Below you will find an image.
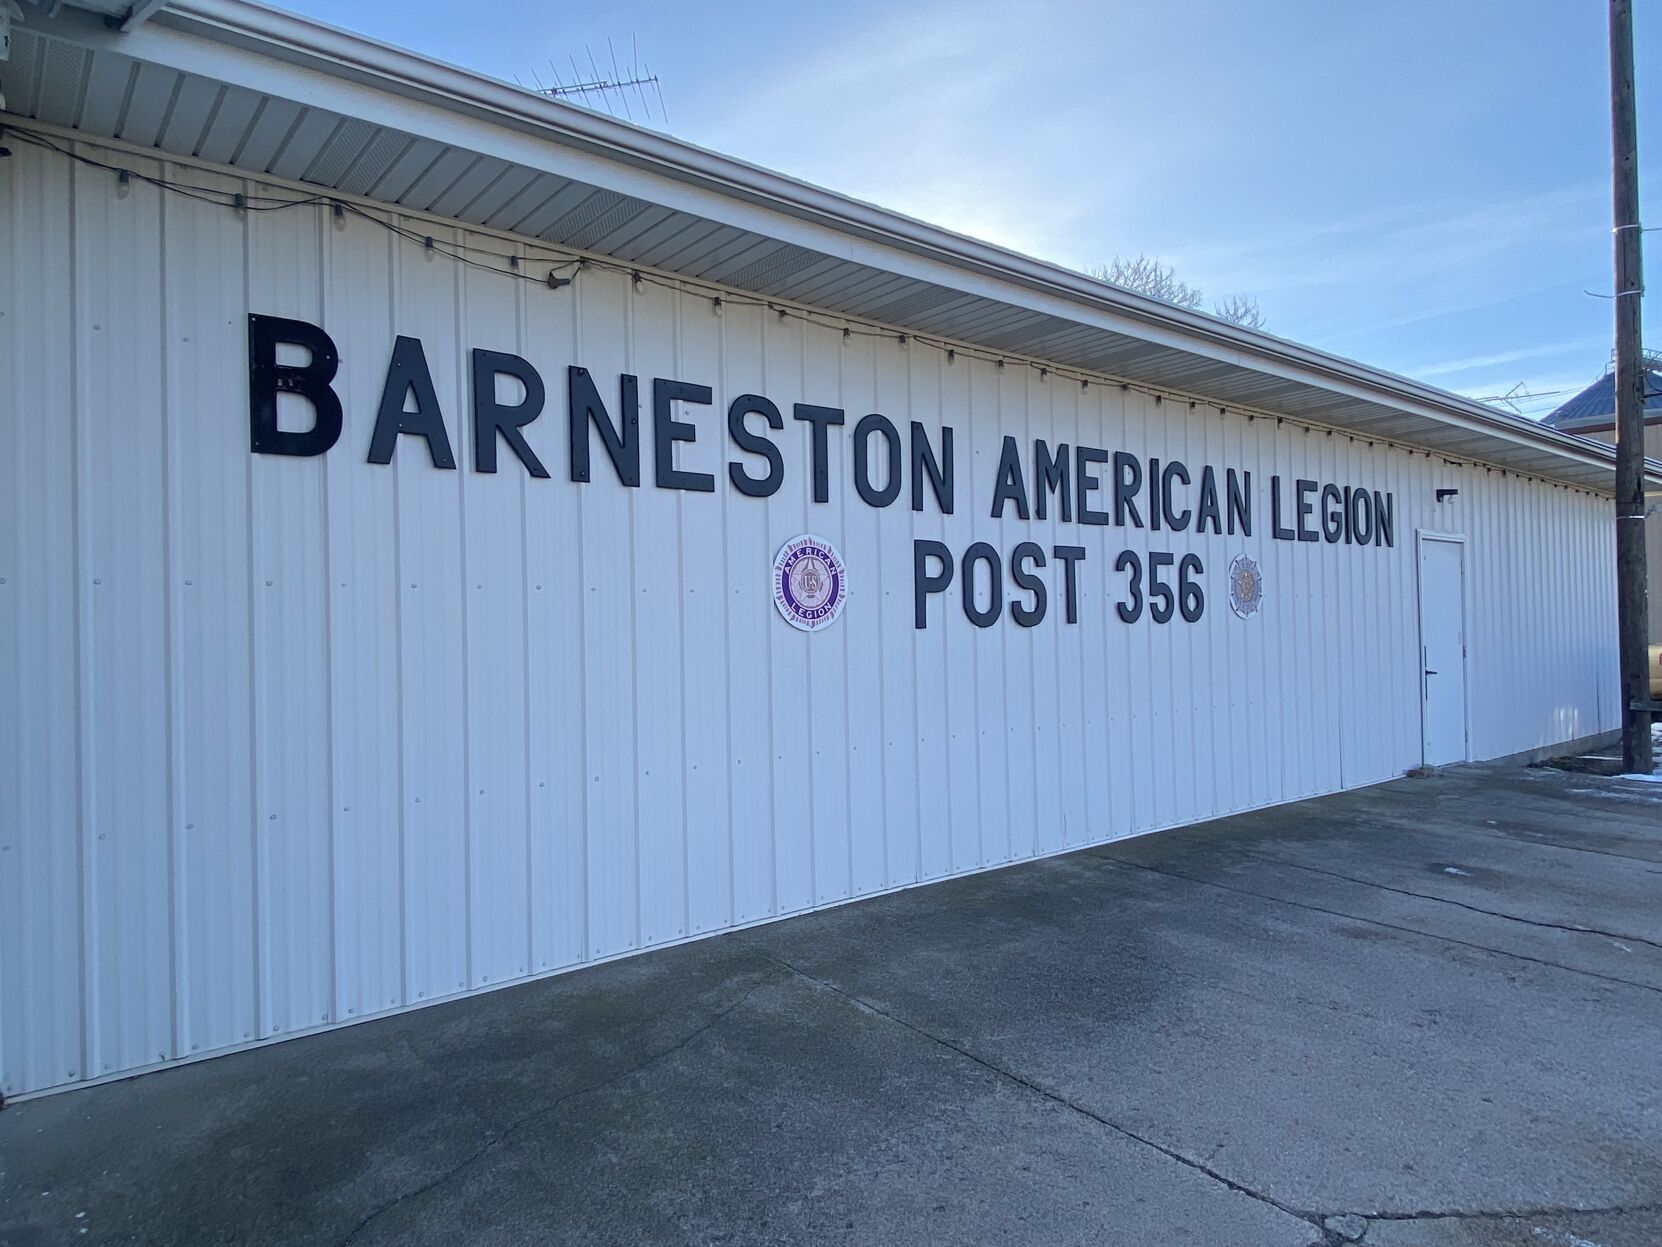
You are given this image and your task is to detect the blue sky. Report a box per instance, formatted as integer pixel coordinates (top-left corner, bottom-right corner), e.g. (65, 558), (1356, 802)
(286, 0), (1659, 421)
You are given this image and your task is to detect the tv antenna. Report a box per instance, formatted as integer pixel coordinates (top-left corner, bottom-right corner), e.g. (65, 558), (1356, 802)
(520, 38), (668, 128)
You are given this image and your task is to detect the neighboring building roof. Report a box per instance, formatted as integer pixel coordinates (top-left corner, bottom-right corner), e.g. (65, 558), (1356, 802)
(1542, 369), (1662, 435)
(6, 0), (1662, 493)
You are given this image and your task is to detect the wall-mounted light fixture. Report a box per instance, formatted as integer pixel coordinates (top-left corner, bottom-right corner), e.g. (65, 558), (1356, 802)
(1436, 488), (1459, 502)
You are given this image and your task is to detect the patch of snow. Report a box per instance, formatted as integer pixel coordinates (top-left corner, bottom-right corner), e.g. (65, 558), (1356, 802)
(1612, 942), (1633, 954)
(1566, 786), (1662, 802)
(1441, 866), (1472, 877)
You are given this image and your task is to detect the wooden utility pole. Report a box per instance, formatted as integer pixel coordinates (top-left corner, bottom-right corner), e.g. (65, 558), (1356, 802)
(1609, 0), (1652, 774)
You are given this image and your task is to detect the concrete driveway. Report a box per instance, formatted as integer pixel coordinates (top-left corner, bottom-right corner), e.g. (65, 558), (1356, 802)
(3, 762), (1660, 1247)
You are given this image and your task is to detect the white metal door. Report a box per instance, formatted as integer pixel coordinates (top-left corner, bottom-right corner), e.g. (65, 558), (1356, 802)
(1417, 536), (1469, 766)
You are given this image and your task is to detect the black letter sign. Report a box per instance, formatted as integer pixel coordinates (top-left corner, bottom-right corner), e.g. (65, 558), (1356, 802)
(728, 394), (784, 497)
(853, 413), (903, 508)
(471, 349), (549, 477)
(913, 539), (954, 629)
(248, 314), (343, 457)
(568, 367), (641, 486)
(653, 378), (716, 492)
(794, 404), (844, 502)
(368, 336), (456, 469)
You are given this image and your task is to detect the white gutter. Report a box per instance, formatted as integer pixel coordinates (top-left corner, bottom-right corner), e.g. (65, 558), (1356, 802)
(51, 0), (1662, 487)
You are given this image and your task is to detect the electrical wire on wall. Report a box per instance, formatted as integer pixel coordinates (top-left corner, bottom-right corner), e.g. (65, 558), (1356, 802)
(0, 121), (1608, 499)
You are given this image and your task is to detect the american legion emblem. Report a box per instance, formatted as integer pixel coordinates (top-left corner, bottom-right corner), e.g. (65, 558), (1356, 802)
(1228, 553), (1263, 619)
(772, 534), (848, 632)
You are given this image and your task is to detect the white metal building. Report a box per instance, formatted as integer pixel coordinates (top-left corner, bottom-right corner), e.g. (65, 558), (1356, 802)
(3, 0), (1657, 1102)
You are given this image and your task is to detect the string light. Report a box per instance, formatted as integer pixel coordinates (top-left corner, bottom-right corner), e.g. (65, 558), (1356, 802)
(3, 120), (1601, 496)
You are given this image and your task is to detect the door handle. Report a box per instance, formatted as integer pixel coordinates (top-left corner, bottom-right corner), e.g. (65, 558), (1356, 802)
(1424, 669), (1438, 676)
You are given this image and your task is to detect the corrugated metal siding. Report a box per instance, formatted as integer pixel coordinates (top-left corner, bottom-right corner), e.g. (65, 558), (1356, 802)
(0, 140), (1622, 1098)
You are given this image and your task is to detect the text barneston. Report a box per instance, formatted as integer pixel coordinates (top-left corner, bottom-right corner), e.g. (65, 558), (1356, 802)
(247, 314), (1395, 629)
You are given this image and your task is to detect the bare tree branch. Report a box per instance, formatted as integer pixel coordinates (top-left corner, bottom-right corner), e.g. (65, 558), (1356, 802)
(1211, 293), (1264, 330)
(1087, 255), (1203, 310)
(1087, 255), (1266, 329)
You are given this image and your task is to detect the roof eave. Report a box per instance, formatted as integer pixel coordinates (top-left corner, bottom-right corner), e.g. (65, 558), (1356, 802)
(20, 0), (1662, 492)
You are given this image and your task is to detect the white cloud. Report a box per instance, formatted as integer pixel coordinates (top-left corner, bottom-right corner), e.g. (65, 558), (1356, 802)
(1410, 339), (1606, 381)
(695, 0), (1147, 262)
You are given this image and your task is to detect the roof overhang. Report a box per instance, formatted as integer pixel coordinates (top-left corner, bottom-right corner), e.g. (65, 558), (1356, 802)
(7, 0), (1660, 494)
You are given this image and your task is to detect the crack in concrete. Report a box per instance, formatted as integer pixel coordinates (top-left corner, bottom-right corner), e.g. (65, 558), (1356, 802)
(333, 978), (769, 1246)
(1236, 853), (1662, 953)
(1454, 825), (1662, 867)
(759, 951), (1328, 1243)
(1242, 803), (1662, 870)
(1088, 855), (1662, 996)
(1343, 1200), (1662, 1223)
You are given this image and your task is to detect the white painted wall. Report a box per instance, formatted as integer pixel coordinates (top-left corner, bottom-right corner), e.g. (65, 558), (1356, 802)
(0, 139), (1621, 1098)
